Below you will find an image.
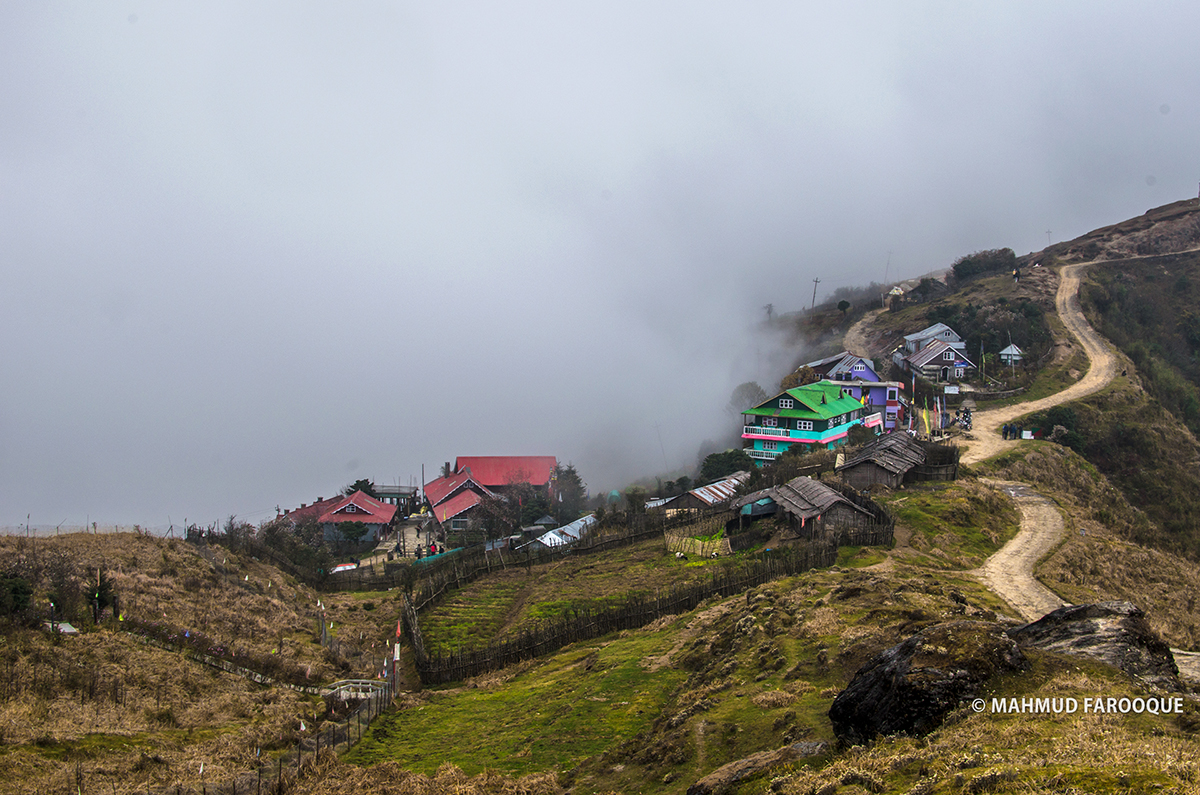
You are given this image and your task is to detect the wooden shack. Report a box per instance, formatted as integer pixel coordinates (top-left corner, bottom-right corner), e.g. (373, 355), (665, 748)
(836, 432), (927, 489)
(836, 432), (960, 488)
(659, 471), (749, 516)
(730, 476), (879, 544)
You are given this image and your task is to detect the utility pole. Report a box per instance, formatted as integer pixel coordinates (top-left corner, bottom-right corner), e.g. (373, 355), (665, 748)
(1046, 230), (1052, 247)
(811, 278), (821, 312)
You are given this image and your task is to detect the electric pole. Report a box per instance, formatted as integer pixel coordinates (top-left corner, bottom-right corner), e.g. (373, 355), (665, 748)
(811, 277), (821, 312)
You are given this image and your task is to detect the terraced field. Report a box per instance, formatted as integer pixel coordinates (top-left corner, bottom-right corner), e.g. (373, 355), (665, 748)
(419, 536), (746, 653)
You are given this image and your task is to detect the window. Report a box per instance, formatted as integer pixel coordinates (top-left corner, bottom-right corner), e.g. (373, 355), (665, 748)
(345, 504), (357, 513)
(886, 411), (897, 422)
(955, 367), (964, 378)
(943, 351), (953, 361)
(853, 363), (865, 371)
(779, 398), (794, 409)
(797, 420), (813, 431)
(451, 519), (467, 530)
(763, 441), (777, 450)
(887, 389), (897, 400)
(763, 417), (778, 427)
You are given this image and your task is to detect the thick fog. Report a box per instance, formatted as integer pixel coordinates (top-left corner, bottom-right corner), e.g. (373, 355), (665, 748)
(4, 3), (1199, 529)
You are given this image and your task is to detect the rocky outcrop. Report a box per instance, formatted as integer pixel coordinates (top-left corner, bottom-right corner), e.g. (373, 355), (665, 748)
(828, 621), (1026, 745)
(686, 741), (828, 795)
(1008, 601), (1180, 691)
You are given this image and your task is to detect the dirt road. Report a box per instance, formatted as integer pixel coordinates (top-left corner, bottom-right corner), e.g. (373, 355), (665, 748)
(962, 261), (1117, 619)
(958, 261), (1119, 467)
(843, 308), (884, 357)
(975, 480), (1067, 622)
(957, 262), (1200, 680)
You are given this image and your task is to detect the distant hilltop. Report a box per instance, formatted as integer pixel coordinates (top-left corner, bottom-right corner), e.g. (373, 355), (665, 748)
(1040, 198), (1200, 264)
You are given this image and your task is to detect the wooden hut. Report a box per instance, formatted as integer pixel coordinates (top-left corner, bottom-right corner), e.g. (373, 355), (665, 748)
(731, 476), (876, 543)
(836, 432), (927, 489)
(836, 433), (960, 487)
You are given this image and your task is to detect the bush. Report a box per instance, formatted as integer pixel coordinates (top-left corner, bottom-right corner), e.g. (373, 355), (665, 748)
(700, 450), (754, 483)
(0, 576), (32, 617)
(951, 248), (1016, 282)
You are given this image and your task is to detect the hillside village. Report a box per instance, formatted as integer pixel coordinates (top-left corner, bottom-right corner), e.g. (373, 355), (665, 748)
(271, 318), (989, 571)
(5, 201), (1200, 794)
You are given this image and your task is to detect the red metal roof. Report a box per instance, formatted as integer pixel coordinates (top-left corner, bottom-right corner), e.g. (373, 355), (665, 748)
(432, 489), (483, 522)
(454, 456), (557, 487)
(286, 495), (343, 523)
(423, 471), (494, 508)
(318, 490), (398, 525)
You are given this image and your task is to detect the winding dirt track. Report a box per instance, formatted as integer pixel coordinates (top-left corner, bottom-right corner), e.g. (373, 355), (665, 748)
(960, 261), (1120, 620)
(959, 262), (1119, 469)
(974, 480), (1068, 622)
(901, 261), (1200, 681)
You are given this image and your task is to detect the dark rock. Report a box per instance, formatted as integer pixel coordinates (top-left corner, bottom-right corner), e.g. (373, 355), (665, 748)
(686, 741), (828, 795)
(1008, 601), (1180, 691)
(828, 621), (1026, 745)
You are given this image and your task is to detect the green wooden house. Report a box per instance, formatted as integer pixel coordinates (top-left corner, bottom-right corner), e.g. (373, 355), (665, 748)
(741, 381), (866, 464)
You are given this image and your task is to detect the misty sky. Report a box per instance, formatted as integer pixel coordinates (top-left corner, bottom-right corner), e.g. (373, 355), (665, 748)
(4, 3), (1199, 529)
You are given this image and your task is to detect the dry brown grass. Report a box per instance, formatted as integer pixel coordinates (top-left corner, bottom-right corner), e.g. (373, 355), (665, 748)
(752, 690), (798, 709)
(0, 627), (318, 794)
(774, 667), (1200, 795)
(0, 532), (417, 794)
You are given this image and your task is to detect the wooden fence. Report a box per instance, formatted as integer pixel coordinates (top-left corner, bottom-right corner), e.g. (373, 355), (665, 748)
(908, 442), (961, 482)
(402, 543), (838, 684)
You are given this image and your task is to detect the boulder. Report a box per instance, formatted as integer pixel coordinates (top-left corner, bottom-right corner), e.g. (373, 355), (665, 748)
(1008, 601), (1180, 691)
(686, 741), (828, 795)
(828, 621), (1026, 744)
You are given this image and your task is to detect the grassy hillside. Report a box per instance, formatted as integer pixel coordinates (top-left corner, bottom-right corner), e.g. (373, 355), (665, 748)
(977, 441), (1200, 650)
(1081, 249), (1200, 434)
(420, 536), (745, 652)
(10, 201), (1200, 794)
(2, 472), (1195, 794)
(0, 531), (420, 794)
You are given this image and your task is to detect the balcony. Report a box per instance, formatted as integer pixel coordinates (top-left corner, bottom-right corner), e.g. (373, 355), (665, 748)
(743, 425), (790, 438)
(746, 448), (781, 460)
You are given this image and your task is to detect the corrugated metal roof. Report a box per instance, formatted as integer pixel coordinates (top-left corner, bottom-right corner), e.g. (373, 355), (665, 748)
(905, 338), (976, 369)
(904, 322), (959, 343)
(745, 381), (865, 420)
(424, 471), (493, 508)
(431, 489), (483, 522)
(687, 470), (750, 507)
(802, 351), (877, 380)
(454, 456), (557, 487)
(319, 491), (399, 525)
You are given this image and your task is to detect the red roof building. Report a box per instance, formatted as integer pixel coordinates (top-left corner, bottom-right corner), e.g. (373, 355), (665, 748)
(281, 490), (397, 545)
(423, 470), (494, 509)
(317, 490), (398, 527)
(422, 456), (558, 542)
(453, 456), (557, 489)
